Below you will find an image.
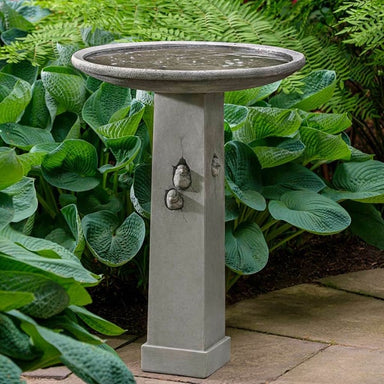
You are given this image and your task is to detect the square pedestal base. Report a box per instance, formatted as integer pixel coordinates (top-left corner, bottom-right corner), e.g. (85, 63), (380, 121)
(141, 336), (231, 378)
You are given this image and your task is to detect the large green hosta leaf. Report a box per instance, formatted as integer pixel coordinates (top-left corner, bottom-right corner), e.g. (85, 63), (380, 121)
(2, 177), (37, 222)
(41, 67), (86, 114)
(82, 82), (131, 129)
(343, 201), (384, 250)
(1, 60), (38, 85)
(251, 137), (305, 168)
(69, 306), (125, 336)
(225, 81), (281, 106)
(33, 325), (135, 384)
(94, 99), (145, 140)
(270, 70), (337, 111)
(0, 354), (24, 384)
(51, 113), (81, 142)
(269, 191), (351, 234)
(300, 126), (351, 164)
(0, 72), (32, 124)
(0, 271), (69, 319)
(262, 163), (326, 200)
(0, 123), (54, 150)
(130, 163), (151, 218)
(20, 80), (51, 129)
(83, 211), (145, 267)
(0, 193), (14, 230)
(0, 236), (99, 285)
(77, 187), (121, 215)
(0, 313), (39, 361)
(301, 111), (351, 134)
(233, 107), (302, 143)
(42, 139), (100, 192)
(224, 104), (249, 131)
(225, 222), (268, 275)
(324, 160), (384, 203)
(61, 204), (85, 257)
(0, 291), (34, 312)
(0, 148), (24, 190)
(225, 141), (266, 211)
(99, 136), (141, 174)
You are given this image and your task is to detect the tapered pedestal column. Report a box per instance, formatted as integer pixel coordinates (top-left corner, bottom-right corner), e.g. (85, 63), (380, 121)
(141, 93), (230, 378)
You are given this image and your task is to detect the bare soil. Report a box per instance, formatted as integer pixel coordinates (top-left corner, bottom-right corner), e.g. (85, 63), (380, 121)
(87, 233), (384, 335)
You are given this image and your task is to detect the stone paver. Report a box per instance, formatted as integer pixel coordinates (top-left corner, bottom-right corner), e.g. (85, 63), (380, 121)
(118, 328), (326, 384)
(273, 345), (384, 384)
(24, 375), (85, 384)
(319, 269), (384, 299)
(227, 284), (384, 349)
(23, 367), (71, 380)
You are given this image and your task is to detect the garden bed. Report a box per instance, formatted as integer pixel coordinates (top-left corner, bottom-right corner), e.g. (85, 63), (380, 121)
(87, 233), (384, 335)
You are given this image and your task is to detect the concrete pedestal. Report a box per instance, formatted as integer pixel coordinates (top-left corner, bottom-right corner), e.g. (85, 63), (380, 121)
(141, 93), (230, 378)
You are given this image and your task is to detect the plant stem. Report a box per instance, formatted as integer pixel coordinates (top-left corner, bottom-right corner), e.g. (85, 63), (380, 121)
(113, 171), (119, 195)
(225, 268), (242, 292)
(269, 229), (305, 253)
(266, 222), (292, 242)
(261, 219), (278, 232)
(36, 192), (56, 219)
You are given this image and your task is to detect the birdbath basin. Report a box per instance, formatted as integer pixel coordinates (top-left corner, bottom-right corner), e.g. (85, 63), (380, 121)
(72, 41), (305, 378)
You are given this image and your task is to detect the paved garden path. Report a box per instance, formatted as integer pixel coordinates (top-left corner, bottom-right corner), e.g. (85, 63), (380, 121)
(24, 269), (384, 384)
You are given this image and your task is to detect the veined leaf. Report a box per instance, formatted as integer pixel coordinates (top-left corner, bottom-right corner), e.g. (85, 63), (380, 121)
(0, 148), (24, 190)
(61, 204), (85, 257)
(42, 139), (100, 192)
(0, 271), (69, 319)
(0, 353), (25, 384)
(262, 163), (326, 200)
(269, 191), (351, 234)
(225, 222), (268, 275)
(0, 123), (54, 150)
(33, 325), (135, 384)
(77, 187), (122, 215)
(51, 112), (81, 142)
(224, 104), (249, 131)
(99, 136), (141, 174)
(0, 290), (34, 312)
(343, 201), (384, 250)
(83, 211), (145, 267)
(82, 82), (132, 129)
(20, 80), (51, 129)
(270, 70), (337, 111)
(130, 163), (151, 219)
(251, 137), (305, 168)
(225, 141), (266, 211)
(94, 100), (145, 140)
(1, 225), (79, 261)
(324, 160), (384, 203)
(225, 196), (240, 222)
(0, 313), (39, 361)
(301, 111), (351, 134)
(0, 73), (31, 125)
(1, 60), (38, 85)
(300, 126), (351, 164)
(69, 305), (125, 336)
(233, 107), (302, 143)
(2, 177), (38, 222)
(41, 67), (86, 114)
(225, 81), (281, 106)
(0, 192), (14, 230)
(18, 152), (47, 175)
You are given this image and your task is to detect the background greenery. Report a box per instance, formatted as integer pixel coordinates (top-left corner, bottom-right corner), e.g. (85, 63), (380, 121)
(1, 0), (384, 381)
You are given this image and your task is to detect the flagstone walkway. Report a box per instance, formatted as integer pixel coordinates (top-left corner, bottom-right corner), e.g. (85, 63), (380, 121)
(24, 269), (384, 384)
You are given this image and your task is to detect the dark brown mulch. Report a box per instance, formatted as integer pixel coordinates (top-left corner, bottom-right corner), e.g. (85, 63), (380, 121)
(87, 233), (384, 334)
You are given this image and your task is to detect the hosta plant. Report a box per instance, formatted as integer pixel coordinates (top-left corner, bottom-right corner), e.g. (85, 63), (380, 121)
(1, 36), (384, 296)
(0, 230), (135, 383)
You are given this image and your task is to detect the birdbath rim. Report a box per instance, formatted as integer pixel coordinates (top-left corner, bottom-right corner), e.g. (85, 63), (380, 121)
(71, 41), (305, 93)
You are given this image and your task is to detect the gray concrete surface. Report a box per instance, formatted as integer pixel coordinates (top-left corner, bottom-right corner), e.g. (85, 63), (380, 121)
(24, 269), (384, 384)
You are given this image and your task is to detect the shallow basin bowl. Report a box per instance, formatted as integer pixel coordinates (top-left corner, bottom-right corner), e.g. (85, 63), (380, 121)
(72, 41), (305, 93)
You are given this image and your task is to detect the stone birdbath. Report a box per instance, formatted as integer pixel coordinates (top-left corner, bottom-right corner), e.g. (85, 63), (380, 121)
(72, 41), (305, 378)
